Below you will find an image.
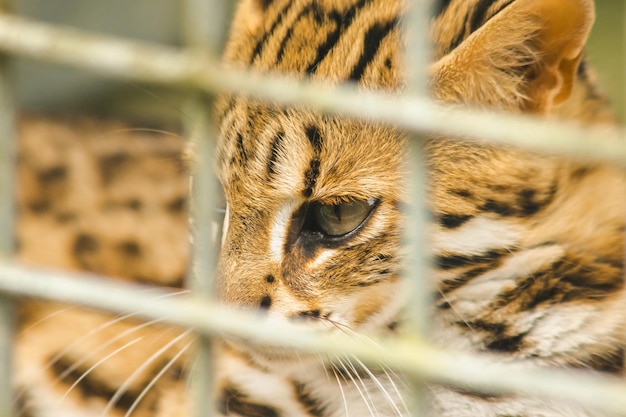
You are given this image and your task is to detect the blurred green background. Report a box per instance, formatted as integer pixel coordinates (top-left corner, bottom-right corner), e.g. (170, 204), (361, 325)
(13, 0), (626, 125)
(588, 0), (625, 122)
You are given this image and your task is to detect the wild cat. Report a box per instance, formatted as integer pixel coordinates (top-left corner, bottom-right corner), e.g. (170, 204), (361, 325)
(15, 0), (626, 416)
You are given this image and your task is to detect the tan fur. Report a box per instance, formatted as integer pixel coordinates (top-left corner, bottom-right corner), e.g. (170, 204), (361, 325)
(14, 0), (626, 416)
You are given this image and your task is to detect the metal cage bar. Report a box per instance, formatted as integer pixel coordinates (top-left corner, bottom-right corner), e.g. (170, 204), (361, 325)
(182, 0), (234, 415)
(0, 1), (15, 415)
(403, 0), (432, 415)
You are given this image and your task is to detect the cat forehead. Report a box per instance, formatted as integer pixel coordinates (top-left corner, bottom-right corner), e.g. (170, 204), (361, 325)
(216, 99), (407, 200)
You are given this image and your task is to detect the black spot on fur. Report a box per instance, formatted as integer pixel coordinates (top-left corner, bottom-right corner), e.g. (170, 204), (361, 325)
(127, 199), (143, 211)
(571, 166), (593, 180)
(516, 188), (541, 216)
(259, 295), (272, 309)
(56, 211), (77, 223)
(439, 213), (473, 229)
(220, 385), (281, 417)
(265, 274), (275, 284)
(73, 234), (99, 255)
(451, 189), (473, 198)
(99, 152), (131, 184)
(481, 199), (515, 216)
(486, 333), (526, 352)
(117, 240), (142, 258)
(38, 165), (67, 184)
(28, 199), (50, 213)
(167, 197), (187, 214)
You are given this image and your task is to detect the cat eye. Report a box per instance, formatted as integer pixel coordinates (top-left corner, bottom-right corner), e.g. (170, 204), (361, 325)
(311, 199), (377, 237)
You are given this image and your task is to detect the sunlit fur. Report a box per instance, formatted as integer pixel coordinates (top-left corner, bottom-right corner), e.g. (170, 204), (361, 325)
(215, 0), (625, 416)
(15, 0), (626, 416)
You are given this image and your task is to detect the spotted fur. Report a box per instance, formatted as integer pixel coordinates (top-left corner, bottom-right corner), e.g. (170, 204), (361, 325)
(15, 0), (626, 416)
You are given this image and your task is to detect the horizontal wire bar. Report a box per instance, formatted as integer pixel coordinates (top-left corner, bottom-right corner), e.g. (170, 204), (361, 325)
(0, 15), (623, 163)
(1, 263), (626, 415)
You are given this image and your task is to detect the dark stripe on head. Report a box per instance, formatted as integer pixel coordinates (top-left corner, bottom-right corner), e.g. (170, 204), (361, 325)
(302, 125), (324, 197)
(236, 132), (248, 163)
(447, 12), (470, 52)
(220, 385), (281, 417)
(249, 0), (297, 64)
(276, 5), (317, 64)
(305, 125), (324, 153)
(305, 0), (370, 74)
(433, 0), (453, 18)
(267, 131), (284, 177)
(303, 158), (321, 197)
(349, 18), (398, 82)
(469, 0), (496, 33)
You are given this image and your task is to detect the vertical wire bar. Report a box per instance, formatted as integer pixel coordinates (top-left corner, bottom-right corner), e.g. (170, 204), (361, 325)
(0, 0), (15, 415)
(403, 0), (431, 416)
(182, 1), (233, 416)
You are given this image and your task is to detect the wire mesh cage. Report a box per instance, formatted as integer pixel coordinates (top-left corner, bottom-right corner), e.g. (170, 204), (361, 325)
(0, 0), (625, 416)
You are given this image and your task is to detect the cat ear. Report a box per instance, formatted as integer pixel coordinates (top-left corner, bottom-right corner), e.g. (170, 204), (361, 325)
(431, 0), (595, 113)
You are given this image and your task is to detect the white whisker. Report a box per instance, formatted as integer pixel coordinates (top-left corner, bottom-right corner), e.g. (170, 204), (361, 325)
(125, 341), (192, 417)
(381, 365), (410, 415)
(57, 318), (166, 382)
(48, 289), (189, 375)
(335, 355), (377, 417)
(331, 366), (350, 417)
(352, 356), (404, 417)
(58, 336), (144, 406)
(100, 329), (192, 417)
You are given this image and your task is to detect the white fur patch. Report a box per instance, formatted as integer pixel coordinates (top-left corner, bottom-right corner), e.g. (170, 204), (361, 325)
(269, 200), (300, 263)
(431, 216), (524, 256)
(309, 249), (335, 269)
(221, 204), (230, 248)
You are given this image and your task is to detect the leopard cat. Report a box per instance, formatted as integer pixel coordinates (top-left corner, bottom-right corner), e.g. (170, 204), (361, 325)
(14, 0), (626, 417)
